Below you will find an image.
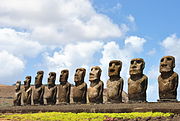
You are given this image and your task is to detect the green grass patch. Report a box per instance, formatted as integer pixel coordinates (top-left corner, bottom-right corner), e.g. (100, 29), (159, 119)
(0, 112), (173, 121)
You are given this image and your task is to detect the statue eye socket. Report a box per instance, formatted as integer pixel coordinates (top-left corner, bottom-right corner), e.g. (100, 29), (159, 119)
(115, 62), (120, 65)
(131, 61), (134, 64)
(167, 57), (172, 61)
(136, 60), (141, 63)
(109, 63), (112, 66)
(161, 58), (164, 62)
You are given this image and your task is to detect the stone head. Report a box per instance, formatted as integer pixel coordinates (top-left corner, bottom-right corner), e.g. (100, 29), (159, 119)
(60, 69), (69, 83)
(15, 81), (21, 92)
(35, 70), (44, 87)
(89, 66), (102, 82)
(129, 58), (145, 75)
(48, 72), (56, 88)
(74, 68), (86, 84)
(24, 76), (31, 90)
(108, 60), (122, 77)
(160, 56), (175, 73)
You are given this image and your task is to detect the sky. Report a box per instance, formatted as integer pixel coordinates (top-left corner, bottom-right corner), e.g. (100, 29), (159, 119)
(0, 0), (180, 102)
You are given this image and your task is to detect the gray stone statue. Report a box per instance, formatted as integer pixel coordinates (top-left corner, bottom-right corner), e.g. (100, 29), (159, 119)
(32, 71), (45, 105)
(73, 68), (87, 104)
(107, 60), (124, 103)
(57, 69), (71, 104)
(44, 72), (57, 105)
(158, 56), (179, 102)
(13, 81), (21, 106)
(22, 76), (32, 105)
(88, 66), (104, 104)
(128, 58), (148, 102)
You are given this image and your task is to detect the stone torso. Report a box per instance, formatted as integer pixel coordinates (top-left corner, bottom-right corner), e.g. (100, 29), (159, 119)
(73, 82), (87, 104)
(158, 72), (178, 99)
(107, 78), (123, 103)
(32, 86), (45, 105)
(44, 86), (57, 105)
(22, 87), (32, 105)
(13, 91), (22, 106)
(88, 80), (104, 103)
(57, 82), (71, 103)
(128, 74), (148, 102)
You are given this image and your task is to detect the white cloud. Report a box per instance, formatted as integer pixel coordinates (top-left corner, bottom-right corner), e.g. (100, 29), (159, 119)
(146, 65), (159, 102)
(0, 28), (43, 58)
(147, 48), (156, 56)
(161, 34), (180, 65)
(0, 51), (25, 84)
(127, 14), (135, 23)
(0, 0), (123, 45)
(44, 41), (103, 84)
(125, 36), (146, 52)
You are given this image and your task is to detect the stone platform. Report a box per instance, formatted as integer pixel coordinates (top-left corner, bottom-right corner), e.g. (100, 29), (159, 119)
(0, 102), (180, 114)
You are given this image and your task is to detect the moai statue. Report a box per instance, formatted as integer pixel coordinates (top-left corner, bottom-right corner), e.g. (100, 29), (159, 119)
(88, 66), (104, 104)
(32, 71), (45, 105)
(128, 58), (148, 102)
(107, 60), (124, 103)
(73, 68), (87, 104)
(44, 72), (57, 105)
(158, 56), (179, 102)
(57, 69), (71, 104)
(22, 76), (32, 105)
(13, 81), (21, 106)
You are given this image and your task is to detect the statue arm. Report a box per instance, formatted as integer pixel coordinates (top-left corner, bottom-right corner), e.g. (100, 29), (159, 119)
(27, 88), (32, 103)
(82, 83), (87, 103)
(53, 86), (57, 102)
(40, 86), (45, 102)
(119, 78), (124, 97)
(97, 81), (104, 99)
(172, 73), (178, 92)
(142, 76), (148, 93)
(66, 84), (71, 103)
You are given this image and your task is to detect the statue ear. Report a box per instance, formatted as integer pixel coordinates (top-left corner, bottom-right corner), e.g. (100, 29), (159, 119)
(142, 61), (145, 70)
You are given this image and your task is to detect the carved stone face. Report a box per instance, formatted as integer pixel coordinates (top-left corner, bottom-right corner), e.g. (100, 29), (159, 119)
(35, 71), (44, 87)
(24, 76), (31, 89)
(60, 69), (69, 83)
(108, 60), (122, 77)
(48, 72), (56, 88)
(160, 56), (175, 73)
(74, 68), (86, 83)
(129, 58), (144, 75)
(15, 81), (21, 91)
(89, 66), (101, 81)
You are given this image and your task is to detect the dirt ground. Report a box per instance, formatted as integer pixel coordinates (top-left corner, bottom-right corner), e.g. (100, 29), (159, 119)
(0, 85), (14, 106)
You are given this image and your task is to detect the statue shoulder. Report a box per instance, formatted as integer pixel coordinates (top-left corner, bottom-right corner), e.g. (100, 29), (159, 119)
(173, 72), (179, 78)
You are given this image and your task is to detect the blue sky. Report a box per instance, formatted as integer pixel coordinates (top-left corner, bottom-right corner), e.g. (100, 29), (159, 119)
(0, 0), (180, 102)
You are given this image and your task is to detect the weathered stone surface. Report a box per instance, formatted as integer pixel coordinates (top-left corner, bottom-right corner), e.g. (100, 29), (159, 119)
(13, 81), (21, 106)
(128, 58), (148, 102)
(73, 68), (87, 104)
(22, 76), (32, 105)
(44, 72), (57, 105)
(57, 69), (71, 104)
(32, 71), (45, 105)
(88, 66), (104, 104)
(107, 60), (124, 103)
(158, 56), (179, 102)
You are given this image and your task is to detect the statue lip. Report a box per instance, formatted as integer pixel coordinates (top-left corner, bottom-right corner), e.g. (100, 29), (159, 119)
(109, 69), (115, 72)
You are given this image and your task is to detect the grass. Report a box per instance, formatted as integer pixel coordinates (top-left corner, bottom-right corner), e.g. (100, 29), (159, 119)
(0, 112), (173, 121)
